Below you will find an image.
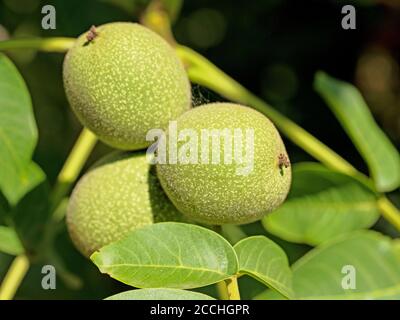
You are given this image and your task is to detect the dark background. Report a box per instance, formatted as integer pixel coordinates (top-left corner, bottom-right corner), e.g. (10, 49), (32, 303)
(0, 0), (399, 299)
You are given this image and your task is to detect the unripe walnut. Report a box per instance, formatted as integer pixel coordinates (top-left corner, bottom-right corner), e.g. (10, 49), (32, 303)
(156, 103), (291, 225)
(63, 22), (191, 150)
(67, 152), (185, 257)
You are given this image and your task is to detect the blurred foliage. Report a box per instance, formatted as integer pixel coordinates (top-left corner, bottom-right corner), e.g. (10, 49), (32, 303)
(0, 0), (399, 299)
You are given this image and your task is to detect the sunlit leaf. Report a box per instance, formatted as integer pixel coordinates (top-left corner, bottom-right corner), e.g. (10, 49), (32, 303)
(0, 226), (24, 255)
(92, 222), (238, 289)
(314, 71), (400, 192)
(257, 231), (400, 300)
(263, 163), (380, 245)
(4, 161), (45, 207)
(0, 53), (42, 205)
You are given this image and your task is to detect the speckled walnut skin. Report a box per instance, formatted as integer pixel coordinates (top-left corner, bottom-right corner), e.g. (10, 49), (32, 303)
(157, 103), (292, 225)
(63, 22), (191, 150)
(66, 152), (186, 257)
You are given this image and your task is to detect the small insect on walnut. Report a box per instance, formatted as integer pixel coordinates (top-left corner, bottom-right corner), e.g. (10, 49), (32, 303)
(278, 153), (290, 176)
(86, 25), (98, 42)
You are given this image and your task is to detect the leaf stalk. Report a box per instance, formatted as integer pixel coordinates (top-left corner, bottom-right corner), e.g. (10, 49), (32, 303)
(0, 255), (29, 300)
(225, 276), (241, 300)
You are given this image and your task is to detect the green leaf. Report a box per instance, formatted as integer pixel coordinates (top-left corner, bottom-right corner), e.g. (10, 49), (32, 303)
(293, 231), (400, 299)
(105, 288), (215, 300)
(0, 226), (24, 255)
(0, 53), (41, 205)
(256, 231), (400, 300)
(262, 163), (380, 245)
(314, 71), (400, 192)
(4, 161), (45, 207)
(91, 222), (238, 289)
(12, 181), (50, 254)
(234, 236), (293, 299)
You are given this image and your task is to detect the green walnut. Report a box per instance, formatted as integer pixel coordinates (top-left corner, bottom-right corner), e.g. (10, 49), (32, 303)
(156, 103), (291, 225)
(63, 22), (191, 150)
(66, 151), (185, 257)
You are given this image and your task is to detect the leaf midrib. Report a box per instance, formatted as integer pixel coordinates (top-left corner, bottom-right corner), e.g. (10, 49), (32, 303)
(99, 263), (230, 277)
(283, 198), (377, 211)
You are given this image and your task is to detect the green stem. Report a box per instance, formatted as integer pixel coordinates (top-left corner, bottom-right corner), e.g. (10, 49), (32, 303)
(0, 255), (29, 300)
(212, 225), (241, 299)
(216, 281), (229, 300)
(51, 128), (97, 213)
(378, 197), (400, 231)
(140, 0), (177, 46)
(0, 37), (75, 52)
(225, 276), (241, 300)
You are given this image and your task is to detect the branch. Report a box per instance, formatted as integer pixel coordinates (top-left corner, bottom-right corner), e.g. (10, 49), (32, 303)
(0, 38), (75, 52)
(50, 128), (97, 213)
